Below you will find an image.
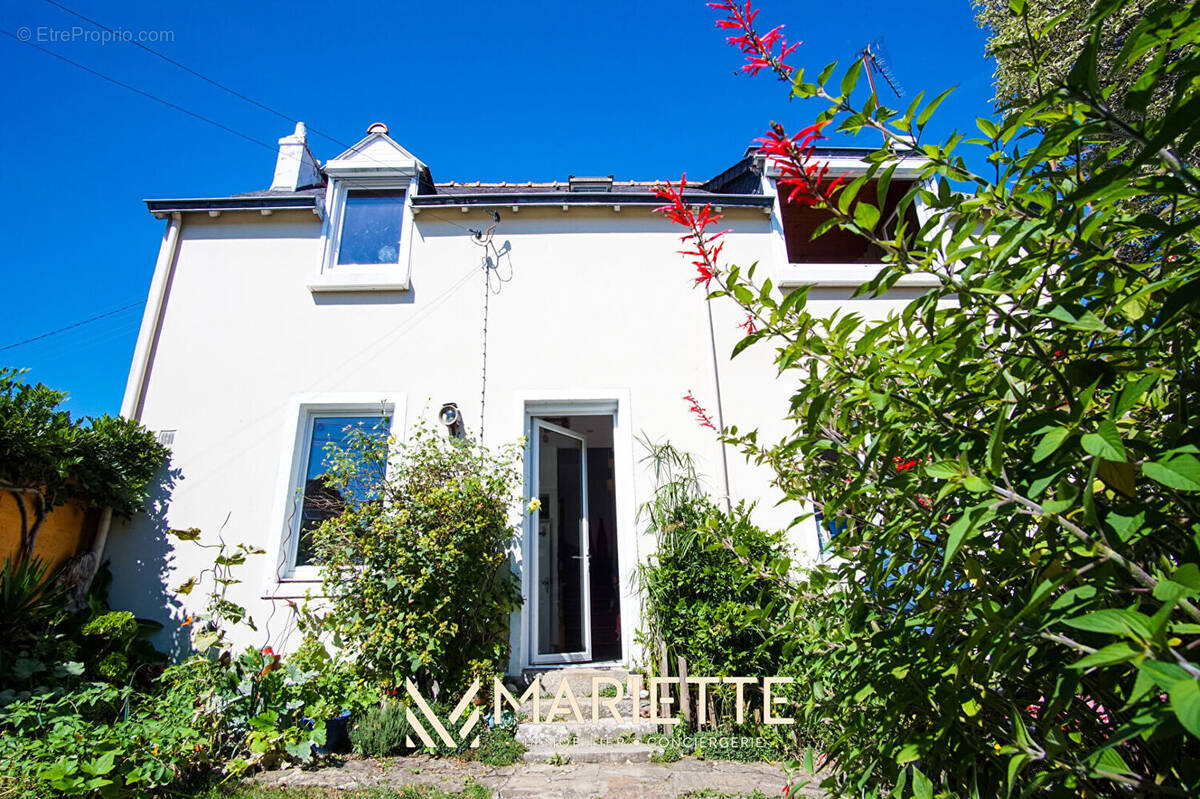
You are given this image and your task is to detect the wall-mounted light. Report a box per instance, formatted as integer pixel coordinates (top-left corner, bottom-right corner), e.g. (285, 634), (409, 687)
(439, 402), (464, 438)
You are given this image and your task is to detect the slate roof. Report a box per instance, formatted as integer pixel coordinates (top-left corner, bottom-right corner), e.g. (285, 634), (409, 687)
(144, 154), (773, 214)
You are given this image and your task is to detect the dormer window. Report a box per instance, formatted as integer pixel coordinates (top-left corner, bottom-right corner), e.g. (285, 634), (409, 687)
(311, 123), (425, 293)
(337, 190), (406, 265)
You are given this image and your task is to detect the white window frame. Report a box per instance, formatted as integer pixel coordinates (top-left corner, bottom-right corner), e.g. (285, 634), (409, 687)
(309, 178), (418, 293)
(764, 159), (940, 289)
(262, 392), (406, 595)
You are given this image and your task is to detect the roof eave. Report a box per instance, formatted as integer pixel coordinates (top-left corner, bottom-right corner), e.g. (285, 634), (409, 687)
(144, 196), (323, 217)
(410, 192), (772, 209)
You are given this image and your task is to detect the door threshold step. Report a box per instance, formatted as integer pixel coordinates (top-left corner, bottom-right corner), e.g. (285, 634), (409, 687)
(520, 666), (631, 698)
(515, 718), (659, 746)
(521, 742), (661, 764)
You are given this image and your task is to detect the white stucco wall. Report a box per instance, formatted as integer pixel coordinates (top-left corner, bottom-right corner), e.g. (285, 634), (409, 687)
(105, 194), (918, 672)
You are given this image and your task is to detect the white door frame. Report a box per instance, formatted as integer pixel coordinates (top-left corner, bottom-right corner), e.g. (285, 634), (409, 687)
(530, 419), (591, 665)
(510, 391), (638, 674)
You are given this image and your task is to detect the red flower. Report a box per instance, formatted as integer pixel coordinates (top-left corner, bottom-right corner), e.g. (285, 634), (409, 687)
(892, 455), (922, 472)
(654, 174), (729, 289)
(757, 121), (844, 208)
(707, 1), (800, 79)
(739, 314), (758, 334)
(259, 646), (281, 676)
(684, 391), (717, 431)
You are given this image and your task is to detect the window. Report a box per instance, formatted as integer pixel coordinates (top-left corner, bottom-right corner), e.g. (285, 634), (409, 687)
(780, 179), (917, 264)
(814, 506), (848, 551)
(292, 414), (388, 567)
(336, 191), (406, 266)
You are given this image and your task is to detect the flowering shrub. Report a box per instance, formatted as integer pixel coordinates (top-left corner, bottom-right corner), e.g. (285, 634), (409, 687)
(658, 0), (1200, 795)
(310, 422), (523, 695)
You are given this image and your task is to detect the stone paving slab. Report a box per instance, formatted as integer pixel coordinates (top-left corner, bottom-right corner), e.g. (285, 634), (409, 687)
(251, 754), (828, 798)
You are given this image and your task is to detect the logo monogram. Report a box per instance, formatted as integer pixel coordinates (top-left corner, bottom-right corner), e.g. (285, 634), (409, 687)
(404, 678), (483, 748)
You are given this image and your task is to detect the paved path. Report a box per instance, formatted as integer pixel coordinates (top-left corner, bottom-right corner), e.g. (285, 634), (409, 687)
(252, 754), (828, 798)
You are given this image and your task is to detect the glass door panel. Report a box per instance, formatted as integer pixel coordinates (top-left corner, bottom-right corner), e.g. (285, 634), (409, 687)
(531, 419), (591, 663)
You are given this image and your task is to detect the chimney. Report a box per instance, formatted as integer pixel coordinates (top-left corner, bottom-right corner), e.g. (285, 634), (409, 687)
(269, 122), (321, 191)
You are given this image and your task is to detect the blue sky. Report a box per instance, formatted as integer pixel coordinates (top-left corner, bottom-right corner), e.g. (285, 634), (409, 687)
(0, 0), (995, 418)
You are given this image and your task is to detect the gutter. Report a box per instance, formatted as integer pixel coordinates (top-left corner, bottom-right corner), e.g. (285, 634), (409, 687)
(145, 195), (323, 217)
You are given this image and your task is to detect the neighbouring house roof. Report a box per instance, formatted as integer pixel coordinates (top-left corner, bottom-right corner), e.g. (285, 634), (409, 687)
(145, 187), (326, 216)
(143, 152), (776, 215)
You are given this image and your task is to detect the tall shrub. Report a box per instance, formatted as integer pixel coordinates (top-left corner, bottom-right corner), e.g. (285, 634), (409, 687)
(310, 423), (522, 694)
(657, 0), (1200, 795)
(638, 440), (791, 692)
(0, 367), (168, 575)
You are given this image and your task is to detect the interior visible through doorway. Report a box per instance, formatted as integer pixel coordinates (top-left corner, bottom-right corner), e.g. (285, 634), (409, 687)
(531, 413), (622, 663)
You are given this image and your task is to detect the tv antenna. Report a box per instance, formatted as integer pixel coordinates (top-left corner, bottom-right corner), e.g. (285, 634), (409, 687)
(860, 38), (905, 99)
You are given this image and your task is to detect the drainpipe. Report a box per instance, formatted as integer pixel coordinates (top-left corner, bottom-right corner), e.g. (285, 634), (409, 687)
(80, 212), (183, 596)
(704, 296), (733, 513)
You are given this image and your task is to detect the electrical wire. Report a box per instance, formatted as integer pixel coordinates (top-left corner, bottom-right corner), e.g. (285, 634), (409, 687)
(471, 214), (500, 442)
(0, 29), (283, 157)
(16, 7), (537, 233)
(0, 300), (143, 352)
(39, 0), (361, 153)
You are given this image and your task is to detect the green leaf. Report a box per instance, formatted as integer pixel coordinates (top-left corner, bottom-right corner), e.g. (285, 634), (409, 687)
(942, 513), (976, 572)
(1006, 753), (1032, 796)
(1091, 745), (1132, 775)
(12, 658), (45, 680)
(916, 87), (954, 129)
(1033, 427), (1070, 463)
(1097, 459), (1135, 497)
(1172, 563), (1200, 591)
(1070, 642), (1140, 669)
(1063, 608), (1151, 639)
(1153, 579), (1195, 604)
(1081, 421), (1126, 462)
(963, 475), (991, 494)
(925, 461), (961, 479)
(897, 739), (921, 763)
(1143, 455), (1200, 491)
(841, 59), (863, 97)
(911, 766), (933, 799)
(853, 202), (880, 231)
(1169, 679), (1200, 737)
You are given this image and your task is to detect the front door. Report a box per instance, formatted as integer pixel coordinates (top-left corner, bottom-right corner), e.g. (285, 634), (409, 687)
(531, 419), (592, 664)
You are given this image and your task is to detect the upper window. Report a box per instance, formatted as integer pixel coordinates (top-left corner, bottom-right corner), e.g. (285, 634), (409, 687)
(780, 179), (917, 264)
(336, 191), (406, 266)
(294, 413), (388, 567)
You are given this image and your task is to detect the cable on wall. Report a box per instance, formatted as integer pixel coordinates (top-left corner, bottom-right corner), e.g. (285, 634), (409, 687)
(469, 211), (505, 443)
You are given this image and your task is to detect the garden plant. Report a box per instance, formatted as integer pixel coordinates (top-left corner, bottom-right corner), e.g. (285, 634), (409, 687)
(655, 0), (1200, 795)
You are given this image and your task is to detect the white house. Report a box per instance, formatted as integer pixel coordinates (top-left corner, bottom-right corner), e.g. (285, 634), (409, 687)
(106, 122), (933, 675)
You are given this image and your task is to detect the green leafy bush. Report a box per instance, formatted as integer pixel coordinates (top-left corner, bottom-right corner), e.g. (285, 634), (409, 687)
(310, 423), (523, 695)
(662, 0), (1200, 795)
(0, 367), (168, 567)
(636, 441), (795, 731)
(349, 701), (412, 757)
